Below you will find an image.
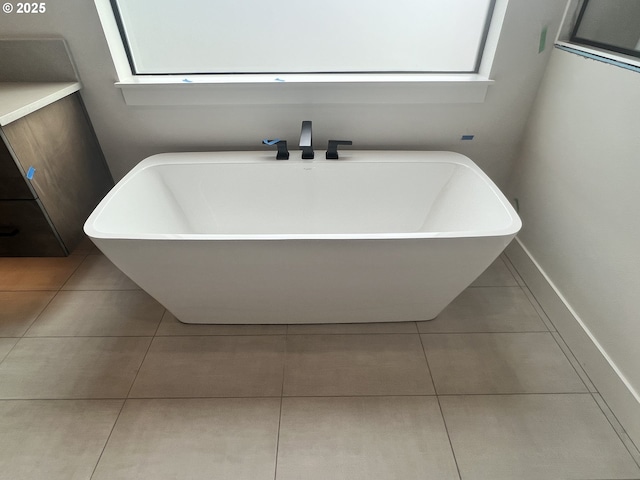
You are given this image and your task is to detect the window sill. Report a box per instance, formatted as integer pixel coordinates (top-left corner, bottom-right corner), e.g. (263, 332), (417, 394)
(555, 42), (640, 72)
(114, 73), (494, 106)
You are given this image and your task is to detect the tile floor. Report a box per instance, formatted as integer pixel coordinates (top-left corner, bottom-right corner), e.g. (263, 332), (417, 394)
(0, 241), (639, 480)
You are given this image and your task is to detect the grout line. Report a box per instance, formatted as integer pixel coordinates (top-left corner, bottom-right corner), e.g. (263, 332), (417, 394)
(0, 289), (103, 293)
(550, 331), (598, 393)
(591, 392), (640, 469)
(86, 334), (159, 476)
(501, 254), (560, 334)
(122, 393), (436, 400)
(0, 392), (602, 401)
(504, 244), (602, 398)
(276, 395), (457, 401)
(467, 285), (523, 289)
(110, 394), (281, 400)
(416, 330), (557, 335)
(58, 253), (91, 291)
(418, 334), (463, 479)
(58, 288), (142, 292)
(0, 395), (283, 401)
(467, 284), (522, 288)
(10, 329), (568, 338)
(53, 288), (143, 292)
(435, 392), (595, 397)
(125, 337), (156, 400)
(0, 397), (128, 402)
(521, 285), (557, 332)
(9, 330), (568, 338)
(88, 399), (127, 480)
(151, 332), (423, 338)
(281, 333), (288, 397)
(154, 332), (286, 337)
(501, 252), (527, 286)
(0, 289), (69, 293)
(0, 338), (20, 365)
(20, 291), (60, 339)
(151, 309), (165, 338)
(284, 331), (436, 336)
(436, 396), (463, 480)
(272, 332), (288, 480)
(417, 333), (438, 397)
(15, 335), (162, 339)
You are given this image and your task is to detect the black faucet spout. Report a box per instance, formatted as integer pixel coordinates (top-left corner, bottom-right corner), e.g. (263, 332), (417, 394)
(299, 121), (314, 159)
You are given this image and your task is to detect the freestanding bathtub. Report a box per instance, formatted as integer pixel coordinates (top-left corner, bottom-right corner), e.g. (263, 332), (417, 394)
(84, 151), (521, 324)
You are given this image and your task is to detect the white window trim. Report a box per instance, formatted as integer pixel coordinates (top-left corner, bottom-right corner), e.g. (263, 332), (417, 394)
(555, 40), (640, 70)
(555, 0), (640, 70)
(95, 0), (507, 105)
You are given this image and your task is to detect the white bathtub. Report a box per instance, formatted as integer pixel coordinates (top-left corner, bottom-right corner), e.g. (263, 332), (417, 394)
(84, 151), (521, 324)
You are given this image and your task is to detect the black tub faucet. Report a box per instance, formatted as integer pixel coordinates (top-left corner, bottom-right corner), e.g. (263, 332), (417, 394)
(262, 138), (289, 160)
(326, 140), (353, 160)
(299, 121), (314, 159)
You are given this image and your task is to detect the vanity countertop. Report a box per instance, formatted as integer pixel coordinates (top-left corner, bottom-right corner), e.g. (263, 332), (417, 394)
(0, 82), (81, 127)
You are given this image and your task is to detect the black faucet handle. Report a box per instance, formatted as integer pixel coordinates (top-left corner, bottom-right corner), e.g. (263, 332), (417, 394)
(262, 139), (289, 160)
(326, 140), (353, 160)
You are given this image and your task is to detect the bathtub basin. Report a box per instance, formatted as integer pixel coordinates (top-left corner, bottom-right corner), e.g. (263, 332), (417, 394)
(84, 151), (521, 324)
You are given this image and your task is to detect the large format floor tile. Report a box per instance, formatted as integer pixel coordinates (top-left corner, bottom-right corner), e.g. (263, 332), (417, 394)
(417, 287), (549, 333)
(276, 396), (459, 480)
(0, 291), (56, 337)
(71, 236), (101, 255)
(283, 334), (434, 396)
(0, 257), (83, 291)
(156, 311), (287, 336)
(287, 321), (417, 335)
(422, 332), (587, 394)
(0, 338), (17, 362)
(0, 400), (122, 480)
(440, 394), (640, 480)
(93, 398), (280, 480)
(0, 337), (151, 399)
(26, 290), (164, 337)
(129, 336), (286, 398)
(470, 257), (519, 287)
(62, 255), (139, 290)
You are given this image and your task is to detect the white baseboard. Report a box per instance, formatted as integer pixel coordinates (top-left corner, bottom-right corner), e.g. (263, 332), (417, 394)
(505, 237), (640, 448)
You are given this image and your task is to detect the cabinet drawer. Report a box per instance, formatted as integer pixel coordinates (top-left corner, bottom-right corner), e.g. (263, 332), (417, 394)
(0, 200), (66, 256)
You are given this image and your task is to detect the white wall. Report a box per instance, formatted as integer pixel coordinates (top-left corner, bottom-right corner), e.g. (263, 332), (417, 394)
(0, 0), (566, 182)
(508, 48), (640, 440)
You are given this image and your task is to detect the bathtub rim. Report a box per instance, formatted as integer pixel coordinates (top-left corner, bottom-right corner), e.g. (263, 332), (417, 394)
(84, 150), (522, 241)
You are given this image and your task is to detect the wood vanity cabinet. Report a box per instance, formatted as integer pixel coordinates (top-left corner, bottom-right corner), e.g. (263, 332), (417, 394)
(0, 93), (113, 256)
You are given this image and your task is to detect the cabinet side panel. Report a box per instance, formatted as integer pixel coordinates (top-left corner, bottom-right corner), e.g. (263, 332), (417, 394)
(3, 93), (114, 252)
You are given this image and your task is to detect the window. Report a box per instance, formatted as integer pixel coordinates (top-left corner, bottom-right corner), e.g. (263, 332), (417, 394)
(95, 0), (504, 105)
(570, 0), (640, 60)
(111, 0), (496, 75)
